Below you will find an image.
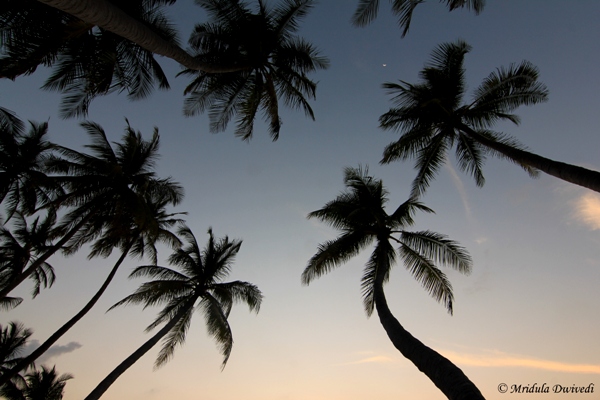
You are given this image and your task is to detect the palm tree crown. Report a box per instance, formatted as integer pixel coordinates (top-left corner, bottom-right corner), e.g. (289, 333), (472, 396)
(0, 120), (61, 220)
(0, 365), (72, 400)
(84, 226), (262, 400)
(0, 322), (33, 375)
(303, 166), (471, 314)
(0, 212), (56, 309)
(113, 225), (262, 368)
(380, 40), (554, 198)
(180, 0), (330, 141)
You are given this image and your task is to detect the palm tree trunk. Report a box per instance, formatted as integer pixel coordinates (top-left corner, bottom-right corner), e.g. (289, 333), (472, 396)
(373, 276), (485, 400)
(84, 297), (196, 400)
(34, 0), (247, 73)
(0, 243), (133, 387)
(0, 212), (93, 300)
(459, 124), (600, 193)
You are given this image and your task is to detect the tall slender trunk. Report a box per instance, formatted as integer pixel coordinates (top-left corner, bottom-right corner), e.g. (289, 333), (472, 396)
(34, 0), (247, 73)
(459, 124), (600, 193)
(373, 274), (485, 400)
(0, 243), (133, 387)
(0, 212), (93, 300)
(84, 297), (197, 400)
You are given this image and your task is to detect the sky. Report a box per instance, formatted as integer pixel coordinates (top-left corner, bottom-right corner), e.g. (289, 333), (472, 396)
(2, 1), (600, 399)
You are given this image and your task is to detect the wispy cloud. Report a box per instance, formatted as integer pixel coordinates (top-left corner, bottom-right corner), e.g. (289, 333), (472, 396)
(23, 340), (83, 363)
(572, 193), (600, 230)
(335, 352), (395, 366)
(444, 161), (475, 225)
(441, 349), (600, 375)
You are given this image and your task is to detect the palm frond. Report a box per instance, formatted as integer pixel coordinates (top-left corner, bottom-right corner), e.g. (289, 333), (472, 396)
(474, 129), (540, 178)
(154, 302), (194, 368)
(199, 293), (233, 369)
(398, 243), (455, 313)
(302, 231), (373, 285)
(400, 230), (472, 274)
(361, 238), (395, 316)
(410, 133), (448, 199)
(455, 133), (486, 187)
(468, 61), (549, 129)
(351, 0), (380, 27)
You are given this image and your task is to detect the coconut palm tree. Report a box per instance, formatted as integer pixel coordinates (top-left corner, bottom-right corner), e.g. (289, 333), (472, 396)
(0, 365), (72, 400)
(0, 108), (24, 137)
(0, 120), (182, 302)
(1, 0), (176, 117)
(0, 135), (185, 386)
(379, 40), (600, 197)
(303, 166), (484, 400)
(352, 0), (485, 36)
(31, 0), (245, 73)
(0, 321), (37, 397)
(84, 225), (262, 400)
(0, 322), (33, 380)
(180, 0), (330, 141)
(0, 119), (61, 220)
(0, 212), (57, 310)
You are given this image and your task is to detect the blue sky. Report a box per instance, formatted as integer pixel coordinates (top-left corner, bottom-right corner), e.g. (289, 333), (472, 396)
(2, 1), (600, 399)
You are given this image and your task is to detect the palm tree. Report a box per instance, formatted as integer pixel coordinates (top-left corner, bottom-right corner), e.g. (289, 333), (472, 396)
(0, 365), (72, 400)
(0, 136), (185, 386)
(352, 0), (485, 36)
(0, 322), (33, 381)
(84, 225), (262, 400)
(31, 0), (247, 73)
(180, 0), (330, 141)
(0, 212), (57, 310)
(0, 119), (61, 220)
(0, 107), (24, 137)
(0, 322), (36, 396)
(0, 120), (182, 303)
(1, 0), (176, 117)
(379, 40), (600, 197)
(303, 167), (484, 400)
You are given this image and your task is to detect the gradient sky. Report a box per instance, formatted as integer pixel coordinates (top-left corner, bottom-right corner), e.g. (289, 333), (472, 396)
(2, 1), (600, 399)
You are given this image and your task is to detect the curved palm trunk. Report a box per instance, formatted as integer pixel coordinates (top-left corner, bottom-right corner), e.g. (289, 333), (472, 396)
(459, 124), (600, 193)
(373, 276), (485, 400)
(0, 243), (133, 387)
(0, 213), (93, 300)
(84, 297), (196, 400)
(34, 0), (247, 73)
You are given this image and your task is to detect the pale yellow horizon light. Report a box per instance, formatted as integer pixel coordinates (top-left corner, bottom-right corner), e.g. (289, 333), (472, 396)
(334, 355), (395, 366)
(442, 350), (600, 375)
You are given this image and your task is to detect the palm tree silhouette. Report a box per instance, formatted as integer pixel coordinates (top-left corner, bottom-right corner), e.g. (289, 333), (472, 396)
(31, 0), (246, 73)
(85, 225), (262, 400)
(0, 321), (33, 387)
(0, 120), (182, 300)
(0, 125), (184, 386)
(0, 365), (72, 400)
(0, 212), (57, 310)
(180, 0), (330, 141)
(1, 0), (176, 117)
(303, 166), (484, 400)
(0, 119), (61, 220)
(379, 40), (600, 196)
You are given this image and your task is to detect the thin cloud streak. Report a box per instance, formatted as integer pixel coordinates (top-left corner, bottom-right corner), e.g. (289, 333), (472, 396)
(23, 340), (83, 363)
(334, 355), (395, 366)
(442, 349), (600, 374)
